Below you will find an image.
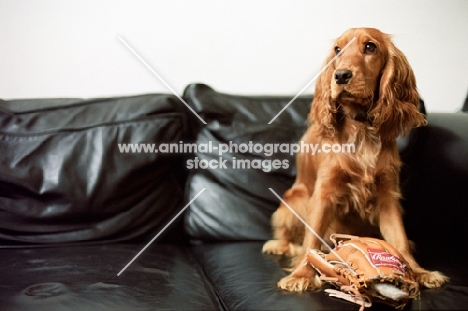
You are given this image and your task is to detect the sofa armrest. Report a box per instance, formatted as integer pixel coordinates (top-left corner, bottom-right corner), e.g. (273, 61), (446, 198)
(401, 112), (468, 251)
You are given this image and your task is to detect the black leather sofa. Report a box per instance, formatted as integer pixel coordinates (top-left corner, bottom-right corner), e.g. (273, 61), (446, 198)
(1, 84), (467, 310)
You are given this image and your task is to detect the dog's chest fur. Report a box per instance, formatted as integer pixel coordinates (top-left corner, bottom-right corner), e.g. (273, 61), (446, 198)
(335, 120), (383, 223)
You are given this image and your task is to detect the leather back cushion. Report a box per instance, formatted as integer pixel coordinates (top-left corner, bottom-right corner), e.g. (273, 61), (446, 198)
(463, 92), (468, 112)
(183, 84), (310, 240)
(0, 95), (188, 244)
(182, 84), (426, 241)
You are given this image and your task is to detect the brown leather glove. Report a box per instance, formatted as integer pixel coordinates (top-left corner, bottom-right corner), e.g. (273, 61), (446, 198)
(307, 234), (419, 310)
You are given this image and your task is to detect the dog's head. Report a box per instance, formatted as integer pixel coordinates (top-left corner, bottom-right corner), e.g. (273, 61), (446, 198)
(310, 28), (427, 140)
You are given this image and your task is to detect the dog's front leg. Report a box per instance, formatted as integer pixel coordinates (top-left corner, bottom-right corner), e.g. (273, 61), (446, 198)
(379, 197), (448, 288)
(277, 190), (333, 292)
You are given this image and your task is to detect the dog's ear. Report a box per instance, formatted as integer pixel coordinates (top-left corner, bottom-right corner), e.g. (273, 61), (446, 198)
(370, 37), (427, 140)
(309, 50), (337, 138)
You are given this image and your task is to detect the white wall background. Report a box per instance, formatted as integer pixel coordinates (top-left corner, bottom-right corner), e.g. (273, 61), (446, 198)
(1, 0), (467, 112)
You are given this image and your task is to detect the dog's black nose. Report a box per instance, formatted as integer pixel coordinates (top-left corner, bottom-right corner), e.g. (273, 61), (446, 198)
(335, 70), (353, 84)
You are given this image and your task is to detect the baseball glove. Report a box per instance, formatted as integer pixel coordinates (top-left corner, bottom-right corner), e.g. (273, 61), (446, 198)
(307, 234), (419, 310)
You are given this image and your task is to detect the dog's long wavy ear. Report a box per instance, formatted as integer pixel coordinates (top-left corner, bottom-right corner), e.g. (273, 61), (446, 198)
(308, 51), (337, 138)
(371, 37), (427, 140)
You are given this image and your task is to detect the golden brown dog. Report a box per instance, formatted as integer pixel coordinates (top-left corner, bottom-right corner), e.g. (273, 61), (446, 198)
(263, 28), (448, 292)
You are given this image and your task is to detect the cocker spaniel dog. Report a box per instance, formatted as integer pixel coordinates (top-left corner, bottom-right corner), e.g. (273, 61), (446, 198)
(263, 28), (448, 292)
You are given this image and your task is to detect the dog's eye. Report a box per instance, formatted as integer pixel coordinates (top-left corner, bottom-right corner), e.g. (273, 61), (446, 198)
(334, 46), (341, 55)
(364, 42), (377, 54)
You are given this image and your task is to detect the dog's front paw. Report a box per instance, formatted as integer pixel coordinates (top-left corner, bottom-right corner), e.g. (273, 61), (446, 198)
(277, 273), (322, 292)
(414, 269), (449, 288)
(262, 239), (303, 257)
